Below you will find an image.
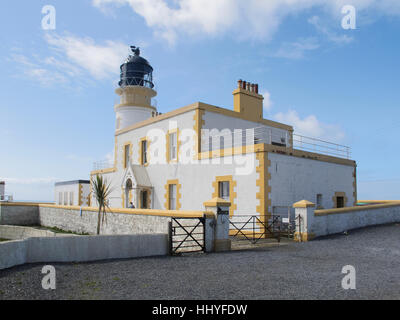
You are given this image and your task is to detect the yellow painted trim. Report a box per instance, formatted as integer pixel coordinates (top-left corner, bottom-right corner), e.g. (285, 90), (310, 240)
(90, 168), (116, 175)
(139, 137), (150, 166)
(212, 175), (237, 218)
(203, 197), (231, 207)
(116, 102), (292, 137)
(357, 200), (400, 204)
(0, 202), (53, 207)
(166, 128), (180, 163)
(164, 179), (182, 210)
(293, 200), (316, 208)
(78, 184), (83, 206)
(198, 143), (355, 167)
(255, 150), (271, 236)
(121, 188), (125, 208)
(332, 191), (348, 208)
(316, 201), (400, 215)
(193, 108), (205, 157)
(123, 141), (133, 169)
(38, 203), (206, 218)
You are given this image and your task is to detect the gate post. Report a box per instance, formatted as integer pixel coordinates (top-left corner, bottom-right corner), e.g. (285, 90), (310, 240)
(204, 197), (231, 252)
(293, 200), (316, 242)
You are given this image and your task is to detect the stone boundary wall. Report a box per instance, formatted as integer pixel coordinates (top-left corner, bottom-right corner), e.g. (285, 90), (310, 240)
(0, 233), (168, 270)
(0, 203), (206, 236)
(0, 203), (40, 226)
(294, 200), (400, 240)
(313, 202), (400, 237)
(39, 206), (171, 235)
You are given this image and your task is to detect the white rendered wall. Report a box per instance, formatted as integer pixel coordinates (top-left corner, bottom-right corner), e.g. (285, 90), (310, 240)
(269, 152), (355, 212)
(99, 109), (259, 214)
(54, 183), (89, 206)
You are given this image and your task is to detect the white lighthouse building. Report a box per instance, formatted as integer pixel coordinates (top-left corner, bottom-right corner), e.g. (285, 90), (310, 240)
(57, 46), (357, 224)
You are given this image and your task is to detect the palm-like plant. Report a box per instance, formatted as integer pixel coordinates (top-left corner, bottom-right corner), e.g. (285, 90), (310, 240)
(91, 175), (113, 235)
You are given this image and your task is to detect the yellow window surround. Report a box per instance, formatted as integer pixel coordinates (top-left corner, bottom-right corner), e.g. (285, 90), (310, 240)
(166, 128), (180, 163)
(212, 175), (237, 218)
(123, 142), (133, 169)
(164, 179), (182, 210)
(139, 137), (150, 166)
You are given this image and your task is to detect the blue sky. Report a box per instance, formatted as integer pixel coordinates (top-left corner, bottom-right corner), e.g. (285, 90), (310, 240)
(1, 0), (399, 201)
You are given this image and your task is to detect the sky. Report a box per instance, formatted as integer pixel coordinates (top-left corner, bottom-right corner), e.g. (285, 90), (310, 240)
(0, 0), (400, 201)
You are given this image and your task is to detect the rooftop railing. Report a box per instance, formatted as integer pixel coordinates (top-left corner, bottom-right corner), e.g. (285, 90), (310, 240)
(201, 126), (351, 159)
(93, 160), (114, 171)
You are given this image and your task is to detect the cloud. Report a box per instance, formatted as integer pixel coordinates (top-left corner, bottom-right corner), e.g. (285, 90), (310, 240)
(92, 0), (400, 44)
(10, 33), (129, 87)
(263, 91), (273, 112)
(273, 109), (345, 142)
(273, 37), (320, 60)
(45, 33), (128, 80)
(308, 15), (353, 45)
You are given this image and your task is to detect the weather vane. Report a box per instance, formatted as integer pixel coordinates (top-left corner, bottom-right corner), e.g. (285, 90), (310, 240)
(130, 46), (140, 56)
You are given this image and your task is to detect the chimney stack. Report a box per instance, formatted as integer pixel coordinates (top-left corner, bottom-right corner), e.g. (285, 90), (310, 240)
(233, 79), (264, 121)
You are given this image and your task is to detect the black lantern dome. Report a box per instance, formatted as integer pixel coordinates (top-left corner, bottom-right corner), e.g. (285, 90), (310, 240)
(118, 46), (154, 88)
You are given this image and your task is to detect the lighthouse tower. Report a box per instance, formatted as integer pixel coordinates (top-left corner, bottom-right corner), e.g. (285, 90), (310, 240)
(115, 46), (157, 131)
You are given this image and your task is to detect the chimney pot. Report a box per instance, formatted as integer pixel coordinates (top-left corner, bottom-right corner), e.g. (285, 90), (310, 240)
(238, 79), (243, 89)
(255, 84), (259, 94)
(243, 81), (247, 90)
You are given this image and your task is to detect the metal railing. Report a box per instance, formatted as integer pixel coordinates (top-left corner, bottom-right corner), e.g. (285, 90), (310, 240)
(229, 215), (282, 244)
(92, 160), (114, 171)
(200, 126), (351, 159)
(293, 134), (351, 159)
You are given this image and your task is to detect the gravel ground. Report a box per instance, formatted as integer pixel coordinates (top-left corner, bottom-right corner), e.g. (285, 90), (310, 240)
(0, 223), (399, 300)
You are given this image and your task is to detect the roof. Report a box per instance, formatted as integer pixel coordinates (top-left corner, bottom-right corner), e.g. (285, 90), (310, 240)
(55, 180), (90, 186)
(131, 165), (152, 187)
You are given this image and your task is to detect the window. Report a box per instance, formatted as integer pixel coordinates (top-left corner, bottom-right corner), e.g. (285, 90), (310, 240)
(70, 192), (74, 206)
(141, 140), (148, 165)
(169, 132), (177, 161)
(336, 196), (345, 208)
(218, 181), (230, 201)
(316, 194), (323, 208)
(169, 184), (177, 210)
(64, 192), (68, 205)
(58, 192), (62, 205)
(141, 190), (148, 209)
(124, 144), (130, 168)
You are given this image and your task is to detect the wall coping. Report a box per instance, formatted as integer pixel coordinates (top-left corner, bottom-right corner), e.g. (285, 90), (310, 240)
(0, 202), (53, 207)
(38, 204), (208, 218)
(315, 201), (400, 216)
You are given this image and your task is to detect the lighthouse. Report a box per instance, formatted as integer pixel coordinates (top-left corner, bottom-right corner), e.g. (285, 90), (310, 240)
(114, 46), (157, 131)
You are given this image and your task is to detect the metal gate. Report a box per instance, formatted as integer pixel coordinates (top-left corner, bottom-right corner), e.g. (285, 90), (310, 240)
(229, 215), (282, 245)
(169, 217), (205, 255)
